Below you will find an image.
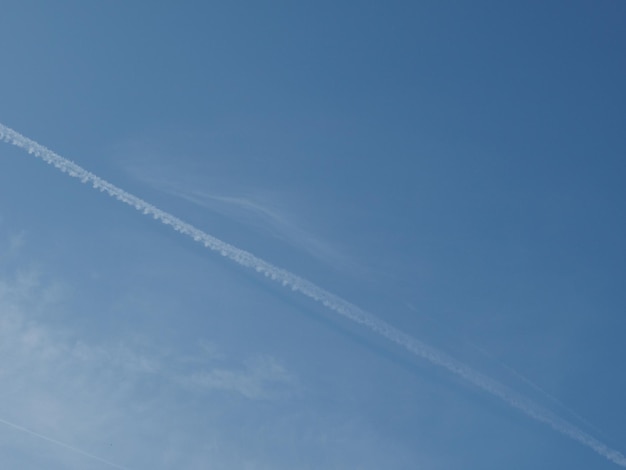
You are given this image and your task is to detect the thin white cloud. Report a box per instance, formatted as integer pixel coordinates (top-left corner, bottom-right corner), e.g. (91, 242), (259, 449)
(2, 122), (625, 467)
(187, 355), (293, 399)
(0, 231), (26, 258)
(0, 264), (297, 469)
(135, 174), (357, 272)
(0, 270), (133, 469)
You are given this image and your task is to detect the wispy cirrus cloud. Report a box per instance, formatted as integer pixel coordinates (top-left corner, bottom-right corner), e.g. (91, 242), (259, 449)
(186, 355), (294, 399)
(0, 264), (134, 469)
(134, 175), (358, 273)
(0, 265), (294, 402)
(0, 250), (295, 469)
(1, 230), (26, 258)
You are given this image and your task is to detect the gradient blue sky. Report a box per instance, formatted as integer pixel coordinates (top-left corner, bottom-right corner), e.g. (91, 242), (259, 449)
(1, 2), (625, 469)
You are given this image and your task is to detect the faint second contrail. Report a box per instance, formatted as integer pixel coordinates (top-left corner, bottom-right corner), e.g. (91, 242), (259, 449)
(0, 416), (131, 470)
(1, 122), (624, 467)
(468, 342), (607, 438)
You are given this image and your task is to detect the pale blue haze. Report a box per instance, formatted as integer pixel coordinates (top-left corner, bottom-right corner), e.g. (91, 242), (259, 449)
(0, 2), (625, 469)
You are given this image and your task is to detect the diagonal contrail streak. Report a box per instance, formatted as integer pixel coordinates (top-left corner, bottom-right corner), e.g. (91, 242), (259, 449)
(1, 122), (624, 467)
(0, 416), (132, 470)
(469, 342), (607, 438)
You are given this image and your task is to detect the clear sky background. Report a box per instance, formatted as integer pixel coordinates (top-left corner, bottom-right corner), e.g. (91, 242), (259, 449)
(0, 2), (625, 469)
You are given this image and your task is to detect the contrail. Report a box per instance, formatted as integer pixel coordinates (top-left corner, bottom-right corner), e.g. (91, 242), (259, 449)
(0, 416), (132, 470)
(1, 122), (624, 467)
(468, 342), (607, 438)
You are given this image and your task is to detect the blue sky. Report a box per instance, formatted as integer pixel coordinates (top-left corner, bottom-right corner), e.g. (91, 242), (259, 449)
(1, 2), (625, 469)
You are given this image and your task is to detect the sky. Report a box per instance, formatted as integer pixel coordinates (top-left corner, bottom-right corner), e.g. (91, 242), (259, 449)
(0, 1), (625, 469)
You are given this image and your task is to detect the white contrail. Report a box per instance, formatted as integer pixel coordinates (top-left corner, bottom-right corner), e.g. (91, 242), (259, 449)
(468, 342), (607, 438)
(0, 416), (132, 470)
(1, 122), (624, 467)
